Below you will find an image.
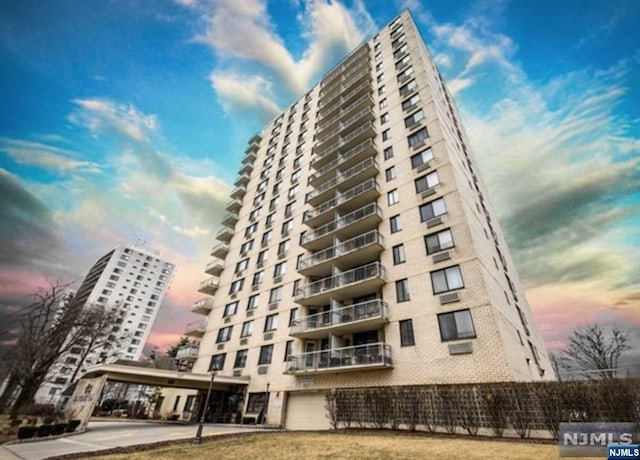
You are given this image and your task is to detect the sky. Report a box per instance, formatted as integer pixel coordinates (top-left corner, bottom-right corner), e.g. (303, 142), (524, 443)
(1, 0), (639, 371)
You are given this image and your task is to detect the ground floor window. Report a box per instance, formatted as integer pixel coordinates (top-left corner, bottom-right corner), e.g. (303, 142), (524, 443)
(246, 392), (267, 414)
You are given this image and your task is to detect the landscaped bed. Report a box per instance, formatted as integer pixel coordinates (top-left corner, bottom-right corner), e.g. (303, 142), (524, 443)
(61, 431), (570, 460)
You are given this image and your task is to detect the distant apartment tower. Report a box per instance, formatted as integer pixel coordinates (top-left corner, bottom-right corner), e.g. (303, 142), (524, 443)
(35, 243), (175, 403)
(181, 10), (553, 429)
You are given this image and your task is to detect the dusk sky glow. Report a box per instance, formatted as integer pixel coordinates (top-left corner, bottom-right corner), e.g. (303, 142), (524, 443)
(1, 0), (639, 366)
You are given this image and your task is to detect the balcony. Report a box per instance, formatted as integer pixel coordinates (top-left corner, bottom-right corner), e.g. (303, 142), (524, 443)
(235, 173), (250, 187)
(191, 297), (214, 315)
(315, 107), (375, 147)
(198, 277), (220, 295)
(230, 185), (247, 199)
(298, 230), (384, 277)
(311, 122), (376, 170)
(239, 162), (253, 175)
(310, 138), (377, 185)
(301, 203), (382, 251)
(221, 212), (239, 227)
(210, 242), (229, 258)
(175, 346), (199, 362)
(204, 259), (224, 276)
(185, 320), (206, 338)
(303, 178), (380, 228)
(215, 226), (233, 243)
(285, 343), (392, 375)
(320, 60), (371, 102)
(242, 151), (257, 164)
(290, 300), (389, 339)
(319, 68), (371, 113)
(306, 157), (379, 206)
(317, 81), (373, 119)
(295, 262), (386, 305)
(317, 93), (374, 136)
(322, 43), (370, 86)
(226, 198), (242, 213)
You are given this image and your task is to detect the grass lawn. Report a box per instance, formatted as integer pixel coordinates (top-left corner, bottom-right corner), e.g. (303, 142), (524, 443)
(90, 431), (567, 460)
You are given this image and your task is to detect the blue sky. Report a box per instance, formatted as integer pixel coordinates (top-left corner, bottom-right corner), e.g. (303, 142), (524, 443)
(1, 0), (639, 361)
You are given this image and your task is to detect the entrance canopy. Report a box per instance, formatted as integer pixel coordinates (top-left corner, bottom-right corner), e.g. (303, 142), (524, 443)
(81, 363), (249, 391)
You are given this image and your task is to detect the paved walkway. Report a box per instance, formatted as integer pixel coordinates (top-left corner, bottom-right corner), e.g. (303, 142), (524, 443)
(1, 420), (261, 460)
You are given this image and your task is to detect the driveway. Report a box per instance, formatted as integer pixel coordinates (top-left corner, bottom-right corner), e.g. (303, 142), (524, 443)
(1, 420), (261, 460)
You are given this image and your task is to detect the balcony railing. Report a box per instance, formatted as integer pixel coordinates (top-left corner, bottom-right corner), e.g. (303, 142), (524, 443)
(295, 262), (386, 304)
(230, 185), (247, 199)
(319, 67), (371, 108)
(322, 44), (370, 86)
(210, 242), (229, 258)
(290, 300), (389, 336)
(310, 138), (377, 183)
(317, 81), (372, 115)
(221, 212), (239, 227)
(285, 342), (392, 374)
(306, 157), (378, 204)
(204, 259), (224, 276)
(312, 122), (376, 167)
(304, 179), (379, 225)
(198, 277), (219, 295)
(226, 198), (242, 212)
(298, 230), (383, 273)
(320, 60), (371, 100)
(301, 203), (382, 249)
(191, 298), (214, 315)
(316, 107), (375, 146)
(215, 226), (233, 242)
(317, 93), (374, 129)
(185, 320), (206, 337)
(175, 346), (199, 361)
(234, 173), (250, 186)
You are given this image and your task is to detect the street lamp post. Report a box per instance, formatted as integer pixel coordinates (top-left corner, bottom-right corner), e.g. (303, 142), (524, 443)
(193, 370), (216, 445)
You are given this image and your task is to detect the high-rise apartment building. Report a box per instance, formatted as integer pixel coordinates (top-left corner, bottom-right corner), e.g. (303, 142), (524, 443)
(178, 10), (553, 429)
(35, 243), (175, 403)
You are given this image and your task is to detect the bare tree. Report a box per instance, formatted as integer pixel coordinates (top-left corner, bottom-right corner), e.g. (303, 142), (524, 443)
(561, 324), (630, 379)
(0, 280), (116, 416)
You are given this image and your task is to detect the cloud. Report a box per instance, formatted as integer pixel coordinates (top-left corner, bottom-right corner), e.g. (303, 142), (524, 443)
(69, 98), (159, 142)
(0, 138), (101, 173)
(185, 0), (373, 116)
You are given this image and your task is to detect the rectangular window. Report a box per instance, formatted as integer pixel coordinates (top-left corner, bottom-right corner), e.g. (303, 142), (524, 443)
(383, 146), (394, 160)
(216, 326), (232, 343)
(261, 230), (273, 245)
(288, 308), (298, 327)
(431, 265), (464, 294)
(284, 202), (295, 217)
(408, 127), (429, 148)
(399, 79), (417, 97)
(244, 223), (257, 238)
(382, 129), (391, 141)
(380, 112), (389, 124)
(247, 294), (259, 311)
(399, 319), (415, 346)
(209, 353), (226, 371)
(264, 313), (278, 332)
(419, 197), (446, 222)
(229, 279), (244, 294)
(411, 148), (434, 169)
(233, 349), (248, 368)
(281, 219), (293, 236)
(402, 93), (420, 112)
(396, 278), (410, 302)
(223, 302), (238, 317)
(392, 244), (406, 265)
(385, 166), (396, 182)
(269, 286), (283, 303)
(397, 66), (414, 83)
(415, 171), (440, 193)
(425, 228), (454, 254)
(252, 271), (264, 286)
(387, 189), (399, 205)
(240, 320), (254, 337)
(258, 344), (274, 365)
(390, 214), (402, 233)
(265, 212), (275, 227)
(274, 262), (286, 277)
(292, 279), (301, 297)
(379, 98), (387, 109)
(278, 239), (290, 256)
(235, 259), (249, 274)
(257, 249), (268, 265)
(404, 109), (424, 128)
(240, 240), (254, 255)
(437, 309), (476, 341)
(284, 340), (294, 361)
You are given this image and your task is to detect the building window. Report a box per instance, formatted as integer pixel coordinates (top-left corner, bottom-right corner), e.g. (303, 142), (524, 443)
(431, 265), (464, 294)
(252, 271), (264, 287)
(387, 189), (399, 205)
(292, 279), (301, 297)
(402, 93), (420, 112)
(278, 239), (290, 256)
(257, 249), (268, 266)
(261, 230), (273, 246)
(240, 240), (254, 255)
(385, 166), (396, 182)
(425, 228), (454, 254)
(396, 278), (410, 302)
(383, 146), (394, 160)
(411, 148), (434, 169)
(258, 345), (274, 365)
(269, 286), (283, 303)
(264, 314), (278, 332)
(284, 340), (294, 361)
(397, 66), (414, 82)
(247, 294), (259, 311)
(380, 112), (389, 124)
(392, 244), (406, 265)
(419, 197), (446, 222)
(284, 201), (295, 217)
(234, 349), (248, 368)
(249, 208), (261, 221)
(379, 98), (387, 109)
(240, 320), (254, 337)
(378, 84), (386, 95)
(399, 319), (415, 346)
(245, 223), (257, 238)
(229, 279), (244, 294)
(223, 302), (238, 317)
(390, 214), (402, 233)
(246, 393), (267, 413)
(281, 219), (293, 236)
(273, 262), (286, 277)
(399, 79), (417, 97)
(235, 259), (249, 274)
(404, 109), (424, 128)
(288, 308), (298, 327)
(438, 309), (476, 341)
(209, 353), (226, 371)
(265, 212), (276, 227)
(415, 171), (439, 193)
(408, 127), (429, 148)
(213, 326), (231, 345)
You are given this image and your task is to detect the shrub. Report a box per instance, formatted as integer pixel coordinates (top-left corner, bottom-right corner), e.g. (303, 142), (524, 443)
(66, 419), (82, 432)
(52, 423), (68, 435)
(36, 425), (53, 437)
(17, 426), (37, 439)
